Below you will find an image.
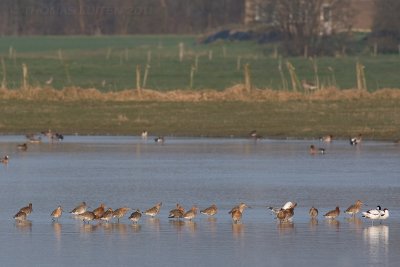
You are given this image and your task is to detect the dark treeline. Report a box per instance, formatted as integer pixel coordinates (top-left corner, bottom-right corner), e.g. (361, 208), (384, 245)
(0, 0), (244, 35)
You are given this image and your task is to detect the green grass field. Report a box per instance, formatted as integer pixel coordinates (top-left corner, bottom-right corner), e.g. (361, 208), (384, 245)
(1, 99), (399, 140)
(1, 35), (400, 92)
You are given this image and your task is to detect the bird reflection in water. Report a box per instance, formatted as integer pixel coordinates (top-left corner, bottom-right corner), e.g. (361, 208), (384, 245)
(309, 218), (318, 231)
(184, 221), (197, 236)
(363, 225), (389, 265)
(277, 221), (294, 235)
(112, 223), (128, 238)
(232, 223), (244, 239)
(170, 220), (185, 233)
(147, 217), (161, 233)
(80, 223), (97, 233)
(205, 217), (217, 235)
(130, 223), (141, 233)
(325, 219), (340, 230)
(15, 220), (32, 233)
(100, 221), (113, 234)
(52, 222), (62, 241)
(346, 216), (363, 232)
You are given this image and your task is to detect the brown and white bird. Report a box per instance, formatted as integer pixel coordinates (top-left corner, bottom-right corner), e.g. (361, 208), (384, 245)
(302, 80), (318, 92)
(324, 206), (340, 219)
(113, 207), (130, 223)
(268, 201), (296, 215)
(78, 211), (96, 223)
(309, 206), (319, 218)
(345, 200), (363, 217)
(143, 202), (162, 217)
(275, 203), (297, 222)
(17, 143), (28, 151)
(19, 203), (33, 216)
(309, 145), (325, 155)
(129, 209), (142, 224)
(183, 206), (198, 221)
(350, 134), (362, 146)
(14, 210), (27, 221)
(200, 204), (218, 217)
(141, 130), (148, 139)
(168, 203), (185, 219)
(92, 203), (106, 219)
(1, 155), (10, 164)
(45, 77), (53, 85)
(229, 203), (250, 224)
(100, 208), (114, 222)
(320, 135), (333, 143)
(154, 137), (165, 144)
(51, 206), (63, 221)
(70, 202), (87, 215)
(249, 130), (262, 140)
(276, 209), (291, 222)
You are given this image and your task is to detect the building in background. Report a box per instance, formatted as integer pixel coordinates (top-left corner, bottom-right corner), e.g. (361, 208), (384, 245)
(244, 0), (375, 33)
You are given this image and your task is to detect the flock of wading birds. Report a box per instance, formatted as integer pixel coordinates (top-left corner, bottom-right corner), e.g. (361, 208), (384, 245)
(11, 200), (389, 226)
(1, 131), (393, 226)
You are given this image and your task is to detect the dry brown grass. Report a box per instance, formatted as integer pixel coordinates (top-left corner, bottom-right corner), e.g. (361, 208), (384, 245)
(1, 85), (400, 102)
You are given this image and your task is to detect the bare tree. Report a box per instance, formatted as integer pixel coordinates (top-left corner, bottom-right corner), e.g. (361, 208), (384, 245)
(262, 0), (352, 56)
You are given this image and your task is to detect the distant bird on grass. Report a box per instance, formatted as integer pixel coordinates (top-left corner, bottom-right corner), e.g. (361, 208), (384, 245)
(320, 135), (333, 143)
(249, 130), (263, 140)
(45, 77), (53, 85)
(302, 80), (318, 92)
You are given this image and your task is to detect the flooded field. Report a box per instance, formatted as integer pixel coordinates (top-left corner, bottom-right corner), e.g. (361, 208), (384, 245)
(0, 136), (399, 266)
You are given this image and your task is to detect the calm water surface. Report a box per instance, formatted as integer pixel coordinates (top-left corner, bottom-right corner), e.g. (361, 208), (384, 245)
(0, 136), (399, 267)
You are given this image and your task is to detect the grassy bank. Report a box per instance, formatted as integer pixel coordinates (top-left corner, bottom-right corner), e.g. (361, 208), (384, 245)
(1, 35), (400, 91)
(1, 36), (399, 140)
(1, 96), (399, 140)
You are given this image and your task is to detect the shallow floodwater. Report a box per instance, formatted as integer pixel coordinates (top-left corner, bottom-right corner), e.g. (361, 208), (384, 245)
(0, 136), (399, 267)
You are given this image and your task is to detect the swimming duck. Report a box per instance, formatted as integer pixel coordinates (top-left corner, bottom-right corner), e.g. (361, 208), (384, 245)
(309, 145), (325, 155)
(350, 134), (362, 146)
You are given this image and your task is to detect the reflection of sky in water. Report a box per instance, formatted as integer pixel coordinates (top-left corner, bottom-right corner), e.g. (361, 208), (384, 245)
(0, 136), (399, 266)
